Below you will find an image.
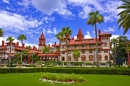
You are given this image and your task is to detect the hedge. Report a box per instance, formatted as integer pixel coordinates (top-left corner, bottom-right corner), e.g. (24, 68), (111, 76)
(0, 68), (130, 75)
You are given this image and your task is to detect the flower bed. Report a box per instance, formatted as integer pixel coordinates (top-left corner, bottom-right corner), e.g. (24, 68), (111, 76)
(40, 73), (86, 84)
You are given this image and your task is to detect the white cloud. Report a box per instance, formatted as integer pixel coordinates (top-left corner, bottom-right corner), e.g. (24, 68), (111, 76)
(104, 27), (115, 32)
(18, 0), (31, 8)
(53, 28), (57, 34)
(0, 11), (41, 32)
(84, 31), (92, 39)
(2, 0), (9, 3)
(46, 28), (58, 34)
(47, 29), (53, 34)
(78, 5), (93, 18)
(74, 36), (77, 39)
(110, 35), (119, 40)
(31, 0), (72, 16)
(68, 0), (122, 21)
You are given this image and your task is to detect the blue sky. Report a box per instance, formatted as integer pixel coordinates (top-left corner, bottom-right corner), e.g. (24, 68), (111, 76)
(0, 0), (130, 47)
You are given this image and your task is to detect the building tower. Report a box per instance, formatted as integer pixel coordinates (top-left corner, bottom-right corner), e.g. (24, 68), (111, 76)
(39, 32), (46, 51)
(77, 28), (84, 41)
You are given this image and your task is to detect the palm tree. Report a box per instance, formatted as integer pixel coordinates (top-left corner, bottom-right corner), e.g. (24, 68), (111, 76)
(61, 27), (72, 67)
(42, 46), (50, 66)
(55, 31), (64, 65)
(117, 0), (130, 34)
(17, 34), (27, 63)
(0, 29), (4, 37)
(73, 50), (80, 66)
(6, 36), (14, 67)
(87, 11), (103, 67)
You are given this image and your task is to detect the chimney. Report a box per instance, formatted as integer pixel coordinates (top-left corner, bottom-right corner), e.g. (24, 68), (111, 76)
(98, 30), (101, 35)
(22, 43), (25, 48)
(55, 42), (56, 45)
(48, 44), (50, 48)
(2, 40), (4, 46)
(17, 42), (19, 46)
(72, 37), (74, 40)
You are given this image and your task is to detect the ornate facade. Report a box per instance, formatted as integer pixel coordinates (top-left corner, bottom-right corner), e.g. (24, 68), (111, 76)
(0, 28), (112, 64)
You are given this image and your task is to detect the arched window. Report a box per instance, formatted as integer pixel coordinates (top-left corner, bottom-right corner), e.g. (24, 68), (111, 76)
(98, 55), (102, 61)
(105, 56), (108, 60)
(81, 55), (86, 61)
(104, 42), (107, 46)
(68, 56), (71, 61)
(62, 57), (65, 61)
(89, 55), (93, 61)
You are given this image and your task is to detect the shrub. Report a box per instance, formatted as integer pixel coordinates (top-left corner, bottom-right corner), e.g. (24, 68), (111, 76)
(86, 62), (91, 65)
(0, 68), (130, 75)
(70, 62), (84, 66)
(24, 65), (36, 67)
(41, 73), (86, 84)
(101, 63), (106, 65)
(6, 65), (17, 67)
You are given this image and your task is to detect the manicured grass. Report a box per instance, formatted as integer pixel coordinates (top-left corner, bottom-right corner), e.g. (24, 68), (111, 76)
(0, 73), (130, 86)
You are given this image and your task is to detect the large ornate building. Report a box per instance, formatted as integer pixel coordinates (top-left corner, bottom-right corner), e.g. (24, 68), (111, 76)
(0, 28), (112, 64)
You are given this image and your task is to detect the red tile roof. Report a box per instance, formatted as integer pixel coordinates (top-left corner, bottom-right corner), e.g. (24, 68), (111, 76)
(0, 46), (6, 49)
(99, 32), (112, 36)
(27, 50), (40, 54)
(38, 53), (60, 56)
(68, 38), (102, 45)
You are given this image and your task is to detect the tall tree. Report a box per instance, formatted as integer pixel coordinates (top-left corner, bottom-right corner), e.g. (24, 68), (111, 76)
(55, 31), (64, 64)
(73, 50), (80, 66)
(0, 29), (4, 37)
(117, 0), (130, 34)
(117, 36), (128, 63)
(61, 27), (72, 67)
(42, 46), (50, 66)
(87, 11), (103, 67)
(6, 36), (14, 67)
(111, 38), (118, 65)
(17, 34), (27, 63)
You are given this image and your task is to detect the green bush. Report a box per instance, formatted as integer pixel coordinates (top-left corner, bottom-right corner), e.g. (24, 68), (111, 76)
(6, 65), (17, 67)
(0, 67), (130, 75)
(101, 63), (106, 65)
(86, 62), (91, 65)
(70, 62), (84, 66)
(24, 65), (36, 67)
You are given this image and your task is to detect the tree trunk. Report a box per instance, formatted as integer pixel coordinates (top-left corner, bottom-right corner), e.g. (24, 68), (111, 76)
(9, 42), (12, 68)
(46, 52), (47, 66)
(94, 24), (99, 67)
(21, 41), (23, 63)
(109, 50), (111, 67)
(59, 40), (62, 67)
(66, 37), (69, 67)
(77, 57), (78, 66)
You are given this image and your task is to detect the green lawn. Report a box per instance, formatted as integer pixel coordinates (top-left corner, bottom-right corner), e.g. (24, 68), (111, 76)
(0, 73), (130, 86)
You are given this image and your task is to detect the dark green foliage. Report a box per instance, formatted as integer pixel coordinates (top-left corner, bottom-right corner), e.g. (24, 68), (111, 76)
(0, 68), (130, 75)
(70, 62), (84, 66)
(24, 65), (36, 67)
(30, 52), (39, 64)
